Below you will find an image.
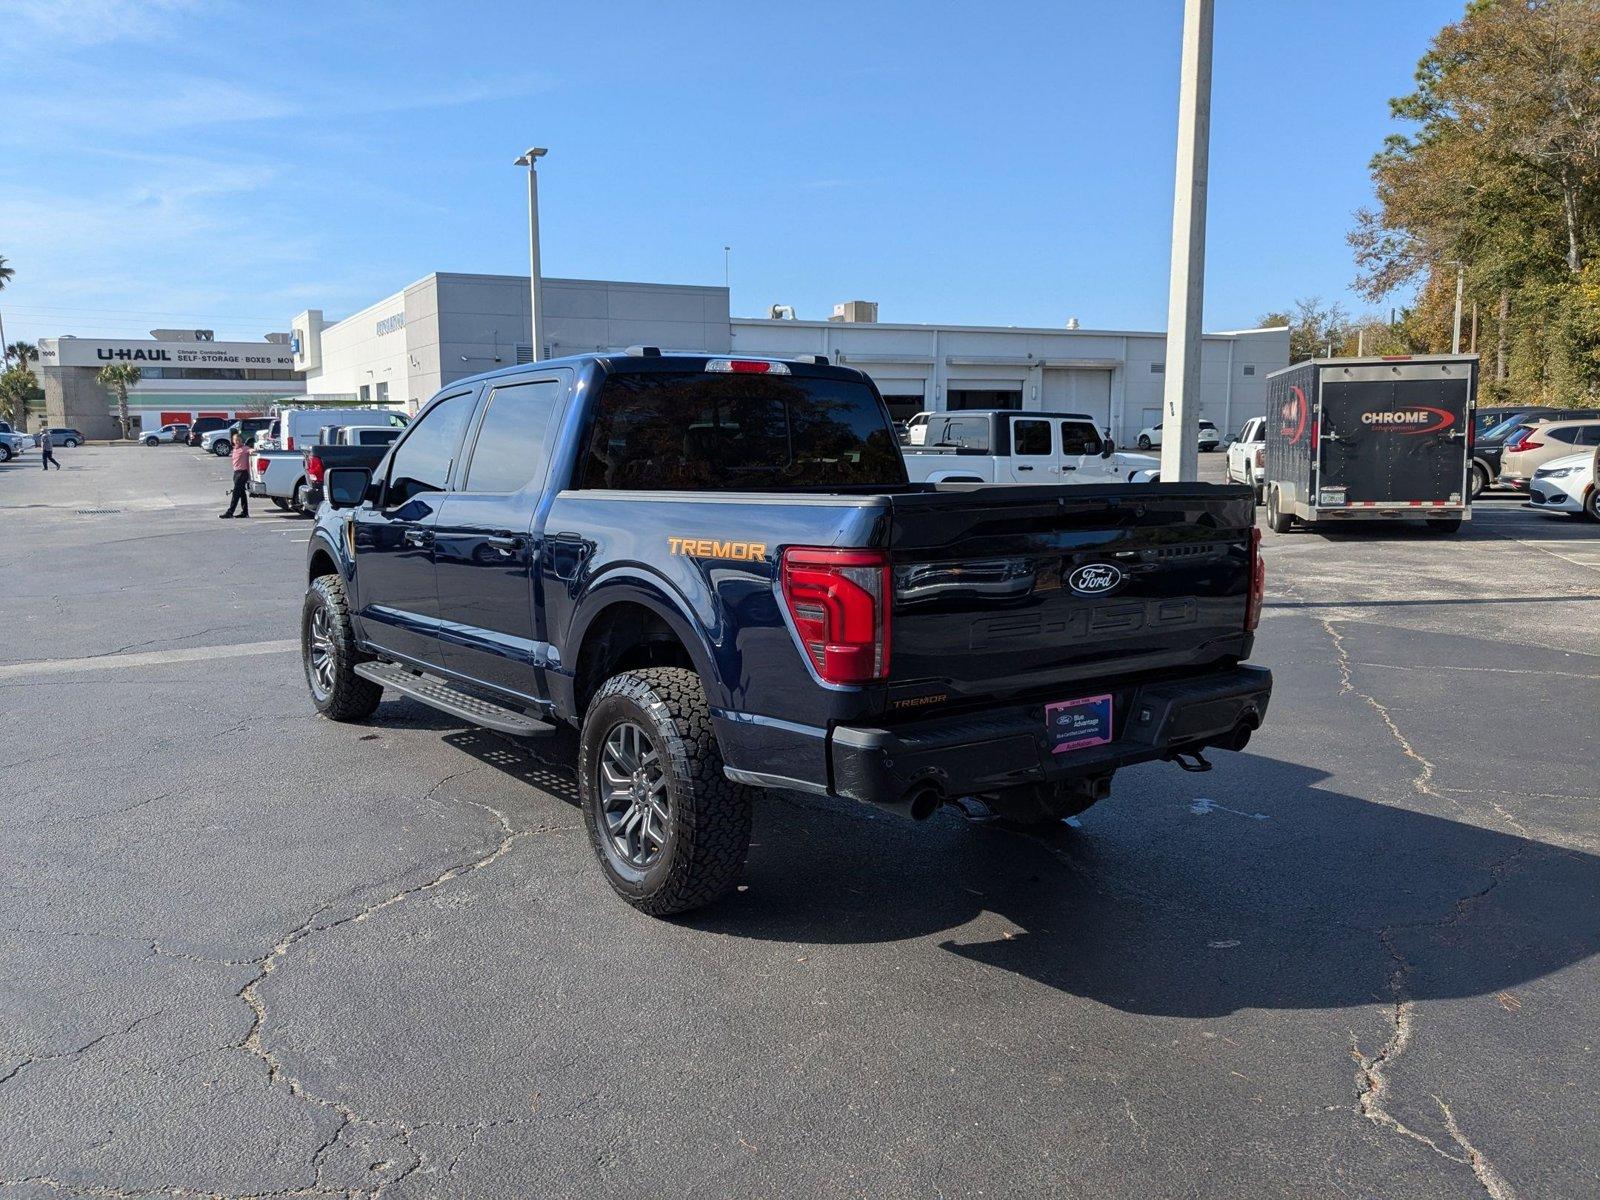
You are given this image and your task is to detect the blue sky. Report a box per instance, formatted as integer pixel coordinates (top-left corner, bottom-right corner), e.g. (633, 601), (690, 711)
(0, 0), (1462, 346)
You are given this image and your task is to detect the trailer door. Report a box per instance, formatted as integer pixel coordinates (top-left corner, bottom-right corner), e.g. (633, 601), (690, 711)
(1318, 367), (1471, 505)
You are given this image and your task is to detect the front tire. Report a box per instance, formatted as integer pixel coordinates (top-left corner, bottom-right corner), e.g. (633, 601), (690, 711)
(0, 445), (10, 462)
(212, 441), (230, 456)
(1586, 486), (1600, 523)
(579, 667), (752, 916)
(302, 574), (382, 721)
(1137, 435), (1152, 450)
(1266, 485), (1294, 533)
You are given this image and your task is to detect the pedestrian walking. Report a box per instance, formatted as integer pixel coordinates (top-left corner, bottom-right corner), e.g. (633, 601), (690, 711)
(40, 427), (60, 471)
(220, 432), (251, 518)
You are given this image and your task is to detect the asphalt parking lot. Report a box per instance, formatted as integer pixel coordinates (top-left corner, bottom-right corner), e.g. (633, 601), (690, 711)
(2, 445), (1598, 1199)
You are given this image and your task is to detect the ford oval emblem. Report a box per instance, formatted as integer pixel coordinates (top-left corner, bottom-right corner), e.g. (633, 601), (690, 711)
(1067, 563), (1123, 595)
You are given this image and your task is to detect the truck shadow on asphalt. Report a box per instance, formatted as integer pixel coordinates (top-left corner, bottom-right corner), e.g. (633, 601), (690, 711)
(427, 711), (1599, 1018)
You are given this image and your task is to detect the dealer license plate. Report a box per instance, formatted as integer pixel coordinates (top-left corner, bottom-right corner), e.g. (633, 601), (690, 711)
(1045, 693), (1114, 755)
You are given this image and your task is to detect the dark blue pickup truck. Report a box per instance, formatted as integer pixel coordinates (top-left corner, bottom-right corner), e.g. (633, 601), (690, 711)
(303, 351), (1271, 914)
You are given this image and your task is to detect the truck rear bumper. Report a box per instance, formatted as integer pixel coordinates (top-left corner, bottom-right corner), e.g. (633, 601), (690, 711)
(828, 664), (1272, 816)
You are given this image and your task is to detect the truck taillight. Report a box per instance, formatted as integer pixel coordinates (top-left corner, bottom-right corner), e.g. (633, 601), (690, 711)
(305, 454), (324, 482)
(1245, 527), (1265, 633)
(253, 456), (268, 474)
(1254, 446), (1264, 469)
(285, 435), (295, 450)
(779, 548), (891, 685)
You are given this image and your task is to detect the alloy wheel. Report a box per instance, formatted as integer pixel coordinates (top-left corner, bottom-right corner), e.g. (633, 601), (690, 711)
(307, 605), (335, 699)
(599, 720), (670, 869)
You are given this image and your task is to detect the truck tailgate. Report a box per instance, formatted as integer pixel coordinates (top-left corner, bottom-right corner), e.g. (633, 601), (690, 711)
(885, 483), (1256, 702)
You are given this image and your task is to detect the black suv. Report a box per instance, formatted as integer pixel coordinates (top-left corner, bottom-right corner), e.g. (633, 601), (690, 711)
(186, 416), (232, 447)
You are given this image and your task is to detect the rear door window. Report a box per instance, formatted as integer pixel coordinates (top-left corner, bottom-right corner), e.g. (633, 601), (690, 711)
(461, 378), (566, 493)
(1013, 419), (1052, 455)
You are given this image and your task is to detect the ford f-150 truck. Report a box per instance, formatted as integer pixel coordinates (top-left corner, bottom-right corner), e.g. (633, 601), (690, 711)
(303, 351), (1271, 915)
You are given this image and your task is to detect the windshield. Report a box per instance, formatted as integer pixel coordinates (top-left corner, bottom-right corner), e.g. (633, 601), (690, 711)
(1482, 415), (1531, 442)
(576, 370), (907, 490)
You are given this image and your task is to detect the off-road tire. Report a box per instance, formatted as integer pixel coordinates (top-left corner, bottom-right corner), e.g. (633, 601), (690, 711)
(1266, 485), (1294, 534)
(579, 667), (752, 916)
(302, 573), (382, 721)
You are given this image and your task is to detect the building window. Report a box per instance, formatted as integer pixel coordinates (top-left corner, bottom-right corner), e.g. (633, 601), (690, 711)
(376, 382), (389, 404)
(1150, 363), (1164, 374)
(359, 384), (370, 402)
(1242, 365), (1256, 376)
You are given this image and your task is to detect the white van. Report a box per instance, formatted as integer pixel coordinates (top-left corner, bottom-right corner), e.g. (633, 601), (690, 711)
(274, 407), (407, 452)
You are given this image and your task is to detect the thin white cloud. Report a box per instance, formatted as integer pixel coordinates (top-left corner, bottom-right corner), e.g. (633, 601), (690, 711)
(0, 0), (207, 46)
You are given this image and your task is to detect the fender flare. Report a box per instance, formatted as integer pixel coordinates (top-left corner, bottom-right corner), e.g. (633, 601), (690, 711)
(560, 569), (725, 710)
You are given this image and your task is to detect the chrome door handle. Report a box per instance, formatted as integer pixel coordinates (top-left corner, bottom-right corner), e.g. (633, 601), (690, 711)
(486, 535), (525, 555)
(403, 529), (433, 547)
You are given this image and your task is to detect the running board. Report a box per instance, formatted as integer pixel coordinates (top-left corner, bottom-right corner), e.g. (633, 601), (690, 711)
(354, 662), (555, 737)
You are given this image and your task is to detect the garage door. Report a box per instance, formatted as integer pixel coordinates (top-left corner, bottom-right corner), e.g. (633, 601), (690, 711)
(1042, 369), (1111, 427)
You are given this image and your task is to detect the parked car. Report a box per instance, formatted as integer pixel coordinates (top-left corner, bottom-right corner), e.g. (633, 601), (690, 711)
(900, 411), (1160, 484)
(1499, 418), (1600, 488)
(37, 427), (84, 448)
(302, 351), (1271, 915)
(1226, 416), (1267, 500)
(1471, 409), (1600, 497)
(186, 416), (232, 447)
(1525, 450), (1597, 521)
(0, 421), (29, 461)
(1134, 419), (1221, 451)
(251, 425), (402, 513)
(140, 423), (189, 447)
(200, 418), (273, 456)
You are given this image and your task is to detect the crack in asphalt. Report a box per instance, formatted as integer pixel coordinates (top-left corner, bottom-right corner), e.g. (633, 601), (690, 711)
(4, 766), (551, 1200)
(0, 1013), (161, 1089)
(1317, 617), (1525, 1199)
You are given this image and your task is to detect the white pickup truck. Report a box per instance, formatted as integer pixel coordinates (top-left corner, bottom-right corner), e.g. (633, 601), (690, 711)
(249, 424), (403, 514)
(899, 410), (1160, 485)
(1225, 416), (1267, 501)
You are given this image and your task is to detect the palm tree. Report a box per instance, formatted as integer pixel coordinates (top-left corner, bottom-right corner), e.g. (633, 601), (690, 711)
(0, 256), (14, 376)
(97, 363), (142, 439)
(5, 340), (36, 370)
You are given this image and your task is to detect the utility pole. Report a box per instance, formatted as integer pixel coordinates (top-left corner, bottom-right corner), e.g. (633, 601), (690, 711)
(1449, 261), (1465, 355)
(1159, 0), (1213, 484)
(514, 147), (548, 360)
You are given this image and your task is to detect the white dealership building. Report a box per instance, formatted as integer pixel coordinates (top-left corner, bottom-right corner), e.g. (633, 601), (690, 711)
(293, 273), (1287, 442)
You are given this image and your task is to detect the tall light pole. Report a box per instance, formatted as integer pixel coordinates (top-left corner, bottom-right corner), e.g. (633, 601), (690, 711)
(1159, 0), (1214, 484)
(514, 147), (548, 361)
(1449, 260), (1465, 355)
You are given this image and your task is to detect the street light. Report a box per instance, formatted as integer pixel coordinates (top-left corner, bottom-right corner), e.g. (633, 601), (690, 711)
(1159, 0), (1213, 484)
(514, 147), (548, 361)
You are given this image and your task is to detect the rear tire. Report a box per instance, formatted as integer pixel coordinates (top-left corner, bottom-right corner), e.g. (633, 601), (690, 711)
(579, 667), (752, 916)
(1266, 485), (1294, 533)
(64, 438), (80, 448)
(270, 497), (289, 511)
(302, 574), (382, 721)
(1469, 463), (1489, 500)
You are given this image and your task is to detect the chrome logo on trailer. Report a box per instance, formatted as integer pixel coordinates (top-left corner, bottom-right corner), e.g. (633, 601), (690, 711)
(1360, 406), (1455, 435)
(1067, 563), (1124, 596)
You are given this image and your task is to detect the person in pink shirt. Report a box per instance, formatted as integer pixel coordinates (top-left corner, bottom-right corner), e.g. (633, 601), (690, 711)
(220, 431), (252, 518)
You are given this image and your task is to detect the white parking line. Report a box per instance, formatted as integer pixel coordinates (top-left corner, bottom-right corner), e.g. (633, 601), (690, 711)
(0, 639), (298, 680)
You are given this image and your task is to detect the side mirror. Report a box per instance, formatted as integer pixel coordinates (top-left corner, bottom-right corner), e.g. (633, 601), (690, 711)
(326, 467), (372, 510)
(1101, 437), (1115, 459)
